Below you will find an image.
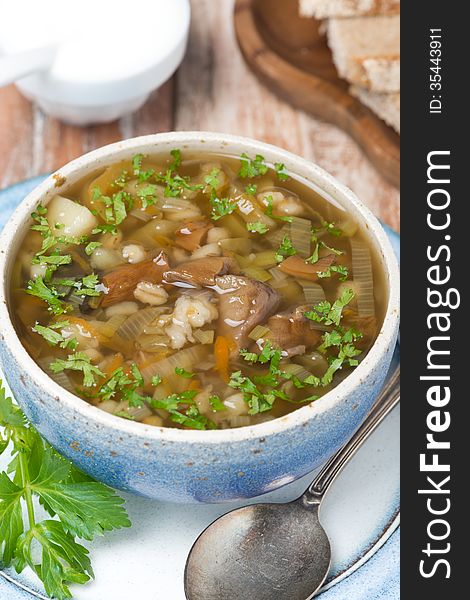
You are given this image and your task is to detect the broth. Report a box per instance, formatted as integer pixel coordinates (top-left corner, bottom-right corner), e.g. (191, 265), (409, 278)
(10, 150), (386, 429)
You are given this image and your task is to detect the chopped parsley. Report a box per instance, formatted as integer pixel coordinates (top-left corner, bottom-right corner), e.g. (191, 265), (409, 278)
(238, 153), (269, 178)
(32, 321), (78, 350)
(274, 162), (289, 181)
(245, 183), (258, 195)
(304, 288), (355, 326)
(150, 390), (216, 430)
(97, 364), (149, 407)
(26, 277), (69, 315)
(264, 194), (293, 223)
(84, 241), (102, 256)
(246, 221), (269, 234)
(275, 234), (297, 263)
(157, 170), (203, 198)
(132, 153), (155, 182)
(91, 188), (133, 235)
(209, 394), (225, 412)
(204, 167), (221, 189)
(50, 352), (105, 388)
(209, 191), (237, 220)
(317, 265), (349, 281)
(174, 367), (194, 378)
(151, 374), (162, 387)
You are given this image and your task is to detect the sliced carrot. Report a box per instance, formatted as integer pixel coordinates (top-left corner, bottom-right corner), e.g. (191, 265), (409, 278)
(214, 335), (236, 383)
(278, 254), (336, 280)
(101, 353), (124, 377)
(65, 316), (103, 341)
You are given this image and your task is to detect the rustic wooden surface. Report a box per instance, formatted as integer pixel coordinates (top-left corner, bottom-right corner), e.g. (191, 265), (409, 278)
(0, 0), (399, 231)
(234, 0), (400, 188)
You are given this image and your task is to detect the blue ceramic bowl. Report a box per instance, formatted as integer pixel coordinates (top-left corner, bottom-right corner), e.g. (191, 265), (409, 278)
(0, 132), (399, 503)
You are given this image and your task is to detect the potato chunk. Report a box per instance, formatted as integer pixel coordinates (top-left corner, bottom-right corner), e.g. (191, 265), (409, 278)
(47, 195), (98, 238)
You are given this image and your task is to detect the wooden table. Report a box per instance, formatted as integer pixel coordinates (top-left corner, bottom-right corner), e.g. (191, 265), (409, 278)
(0, 0), (399, 231)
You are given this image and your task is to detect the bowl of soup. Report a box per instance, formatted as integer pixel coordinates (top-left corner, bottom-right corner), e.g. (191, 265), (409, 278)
(0, 132), (399, 502)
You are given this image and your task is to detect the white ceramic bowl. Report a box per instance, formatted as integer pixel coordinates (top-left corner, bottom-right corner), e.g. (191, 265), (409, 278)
(0, 132), (400, 502)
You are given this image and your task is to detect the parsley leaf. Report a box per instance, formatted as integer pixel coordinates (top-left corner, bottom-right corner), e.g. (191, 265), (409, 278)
(151, 375), (162, 387)
(150, 390), (216, 430)
(0, 380), (130, 600)
(84, 241), (102, 256)
(317, 265), (349, 281)
(264, 194), (293, 223)
(274, 162), (289, 181)
(32, 321), (78, 350)
(209, 395), (225, 411)
(26, 277), (69, 315)
(246, 221), (269, 234)
(275, 234), (297, 263)
(50, 352), (105, 387)
(238, 153), (269, 178)
(209, 191), (237, 220)
(175, 367), (194, 378)
(245, 183), (258, 195)
(304, 288), (355, 326)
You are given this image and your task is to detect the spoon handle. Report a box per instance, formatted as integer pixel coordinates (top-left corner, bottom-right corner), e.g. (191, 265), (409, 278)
(304, 365), (400, 503)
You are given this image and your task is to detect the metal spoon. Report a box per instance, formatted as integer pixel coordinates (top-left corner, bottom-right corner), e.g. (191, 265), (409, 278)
(184, 366), (400, 600)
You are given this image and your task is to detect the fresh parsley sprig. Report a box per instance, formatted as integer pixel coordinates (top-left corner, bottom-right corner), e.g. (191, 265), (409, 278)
(0, 380), (131, 600)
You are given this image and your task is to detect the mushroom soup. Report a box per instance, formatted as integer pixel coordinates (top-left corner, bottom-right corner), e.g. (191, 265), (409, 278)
(10, 150), (386, 429)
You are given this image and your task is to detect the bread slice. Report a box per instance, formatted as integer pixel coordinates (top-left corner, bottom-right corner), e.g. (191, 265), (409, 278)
(327, 15), (400, 92)
(300, 0), (400, 18)
(351, 86), (400, 132)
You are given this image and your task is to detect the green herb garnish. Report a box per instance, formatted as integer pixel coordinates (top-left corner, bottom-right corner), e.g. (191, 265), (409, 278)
(246, 221), (269, 234)
(84, 241), (102, 256)
(275, 234), (297, 263)
(150, 390), (216, 430)
(264, 194), (293, 223)
(26, 277), (70, 316)
(175, 367), (194, 378)
(304, 288), (355, 326)
(209, 395), (225, 411)
(32, 321), (78, 350)
(50, 352), (105, 388)
(0, 380), (130, 600)
(274, 162), (289, 181)
(97, 364), (149, 408)
(238, 153), (269, 178)
(245, 183), (258, 195)
(317, 265), (349, 281)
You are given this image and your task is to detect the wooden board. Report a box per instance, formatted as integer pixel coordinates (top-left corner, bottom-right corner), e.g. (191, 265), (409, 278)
(234, 0), (400, 188)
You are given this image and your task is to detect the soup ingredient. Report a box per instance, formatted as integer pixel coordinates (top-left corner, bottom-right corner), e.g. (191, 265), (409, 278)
(278, 254), (336, 280)
(165, 295), (218, 349)
(174, 220), (213, 251)
(14, 149), (382, 430)
(101, 251), (169, 307)
(0, 380), (130, 600)
(266, 306), (321, 351)
(216, 275), (280, 351)
(163, 256), (239, 287)
(47, 195), (98, 238)
(133, 282), (169, 305)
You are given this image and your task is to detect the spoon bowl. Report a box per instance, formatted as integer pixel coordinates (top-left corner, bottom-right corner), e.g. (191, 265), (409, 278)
(185, 499), (330, 600)
(185, 366), (400, 600)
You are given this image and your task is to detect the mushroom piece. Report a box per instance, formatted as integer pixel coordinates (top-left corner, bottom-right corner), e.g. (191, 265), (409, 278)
(174, 220), (213, 251)
(215, 275), (280, 351)
(100, 250), (169, 307)
(265, 305), (321, 352)
(277, 254), (336, 280)
(163, 256), (239, 288)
